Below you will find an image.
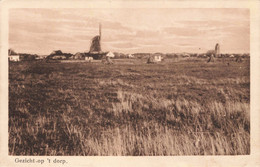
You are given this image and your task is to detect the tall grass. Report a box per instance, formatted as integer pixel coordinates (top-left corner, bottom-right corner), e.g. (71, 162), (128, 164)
(8, 58), (250, 155)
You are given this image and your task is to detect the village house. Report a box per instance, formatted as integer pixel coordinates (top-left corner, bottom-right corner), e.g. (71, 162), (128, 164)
(127, 54), (134, 58)
(9, 54), (20, 62)
(73, 52), (85, 60)
(153, 54), (162, 62)
(85, 56), (93, 62)
(147, 53), (162, 63)
(105, 51), (115, 58)
(8, 49), (20, 62)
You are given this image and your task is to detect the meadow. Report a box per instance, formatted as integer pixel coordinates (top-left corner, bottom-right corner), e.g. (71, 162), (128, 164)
(8, 57), (250, 155)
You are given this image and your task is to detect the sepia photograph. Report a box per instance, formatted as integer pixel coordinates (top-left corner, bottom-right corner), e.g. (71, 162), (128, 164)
(7, 7), (250, 156)
(1, 0), (260, 166)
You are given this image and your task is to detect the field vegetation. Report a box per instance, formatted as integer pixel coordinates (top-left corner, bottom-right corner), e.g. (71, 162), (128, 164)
(9, 57), (250, 155)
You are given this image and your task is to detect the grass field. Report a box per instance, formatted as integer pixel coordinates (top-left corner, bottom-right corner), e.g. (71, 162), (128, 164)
(8, 57), (250, 155)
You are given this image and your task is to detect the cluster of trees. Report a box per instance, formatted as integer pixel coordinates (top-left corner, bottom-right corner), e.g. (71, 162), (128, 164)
(113, 52), (129, 59)
(19, 53), (39, 61)
(46, 50), (73, 60)
(8, 49), (40, 61)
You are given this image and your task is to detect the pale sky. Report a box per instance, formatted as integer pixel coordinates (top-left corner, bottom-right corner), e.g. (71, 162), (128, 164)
(9, 8), (249, 55)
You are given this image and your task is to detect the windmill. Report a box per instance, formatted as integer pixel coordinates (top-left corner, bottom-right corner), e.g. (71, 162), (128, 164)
(89, 23), (102, 53)
(87, 23), (114, 60)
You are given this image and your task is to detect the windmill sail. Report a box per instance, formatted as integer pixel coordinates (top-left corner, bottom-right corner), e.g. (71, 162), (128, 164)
(89, 24), (102, 53)
(99, 23), (101, 40)
(89, 35), (101, 52)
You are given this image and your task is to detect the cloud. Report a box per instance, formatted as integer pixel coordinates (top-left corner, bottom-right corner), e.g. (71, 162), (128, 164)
(110, 42), (139, 49)
(9, 8), (250, 54)
(135, 30), (162, 38)
(163, 27), (203, 37)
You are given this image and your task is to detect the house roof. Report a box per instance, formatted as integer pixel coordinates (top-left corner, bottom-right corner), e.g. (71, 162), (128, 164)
(50, 50), (63, 55)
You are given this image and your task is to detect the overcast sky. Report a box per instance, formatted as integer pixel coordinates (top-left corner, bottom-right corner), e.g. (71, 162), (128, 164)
(9, 8), (249, 55)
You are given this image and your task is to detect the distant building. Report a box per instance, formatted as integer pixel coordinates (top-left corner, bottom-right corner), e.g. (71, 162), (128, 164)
(87, 24), (104, 60)
(105, 51), (115, 58)
(9, 55), (20, 62)
(35, 56), (43, 60)
(147, 54), (162, 63)
(127, 54), (134, 58)
(215, 43), (220, 57)
(154, 54), (162, 62)
(182, 53), (190, 57)
(8, 49), (20, 62)
(51, 55), (67, 60)
(74, 52), (85, 60)
(85, 56), (93, 62)
(87, 25), (116, 60)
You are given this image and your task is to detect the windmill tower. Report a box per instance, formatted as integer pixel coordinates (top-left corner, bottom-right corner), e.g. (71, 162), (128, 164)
(215, 43), (220, 57)
(89, 23), (102, 53)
